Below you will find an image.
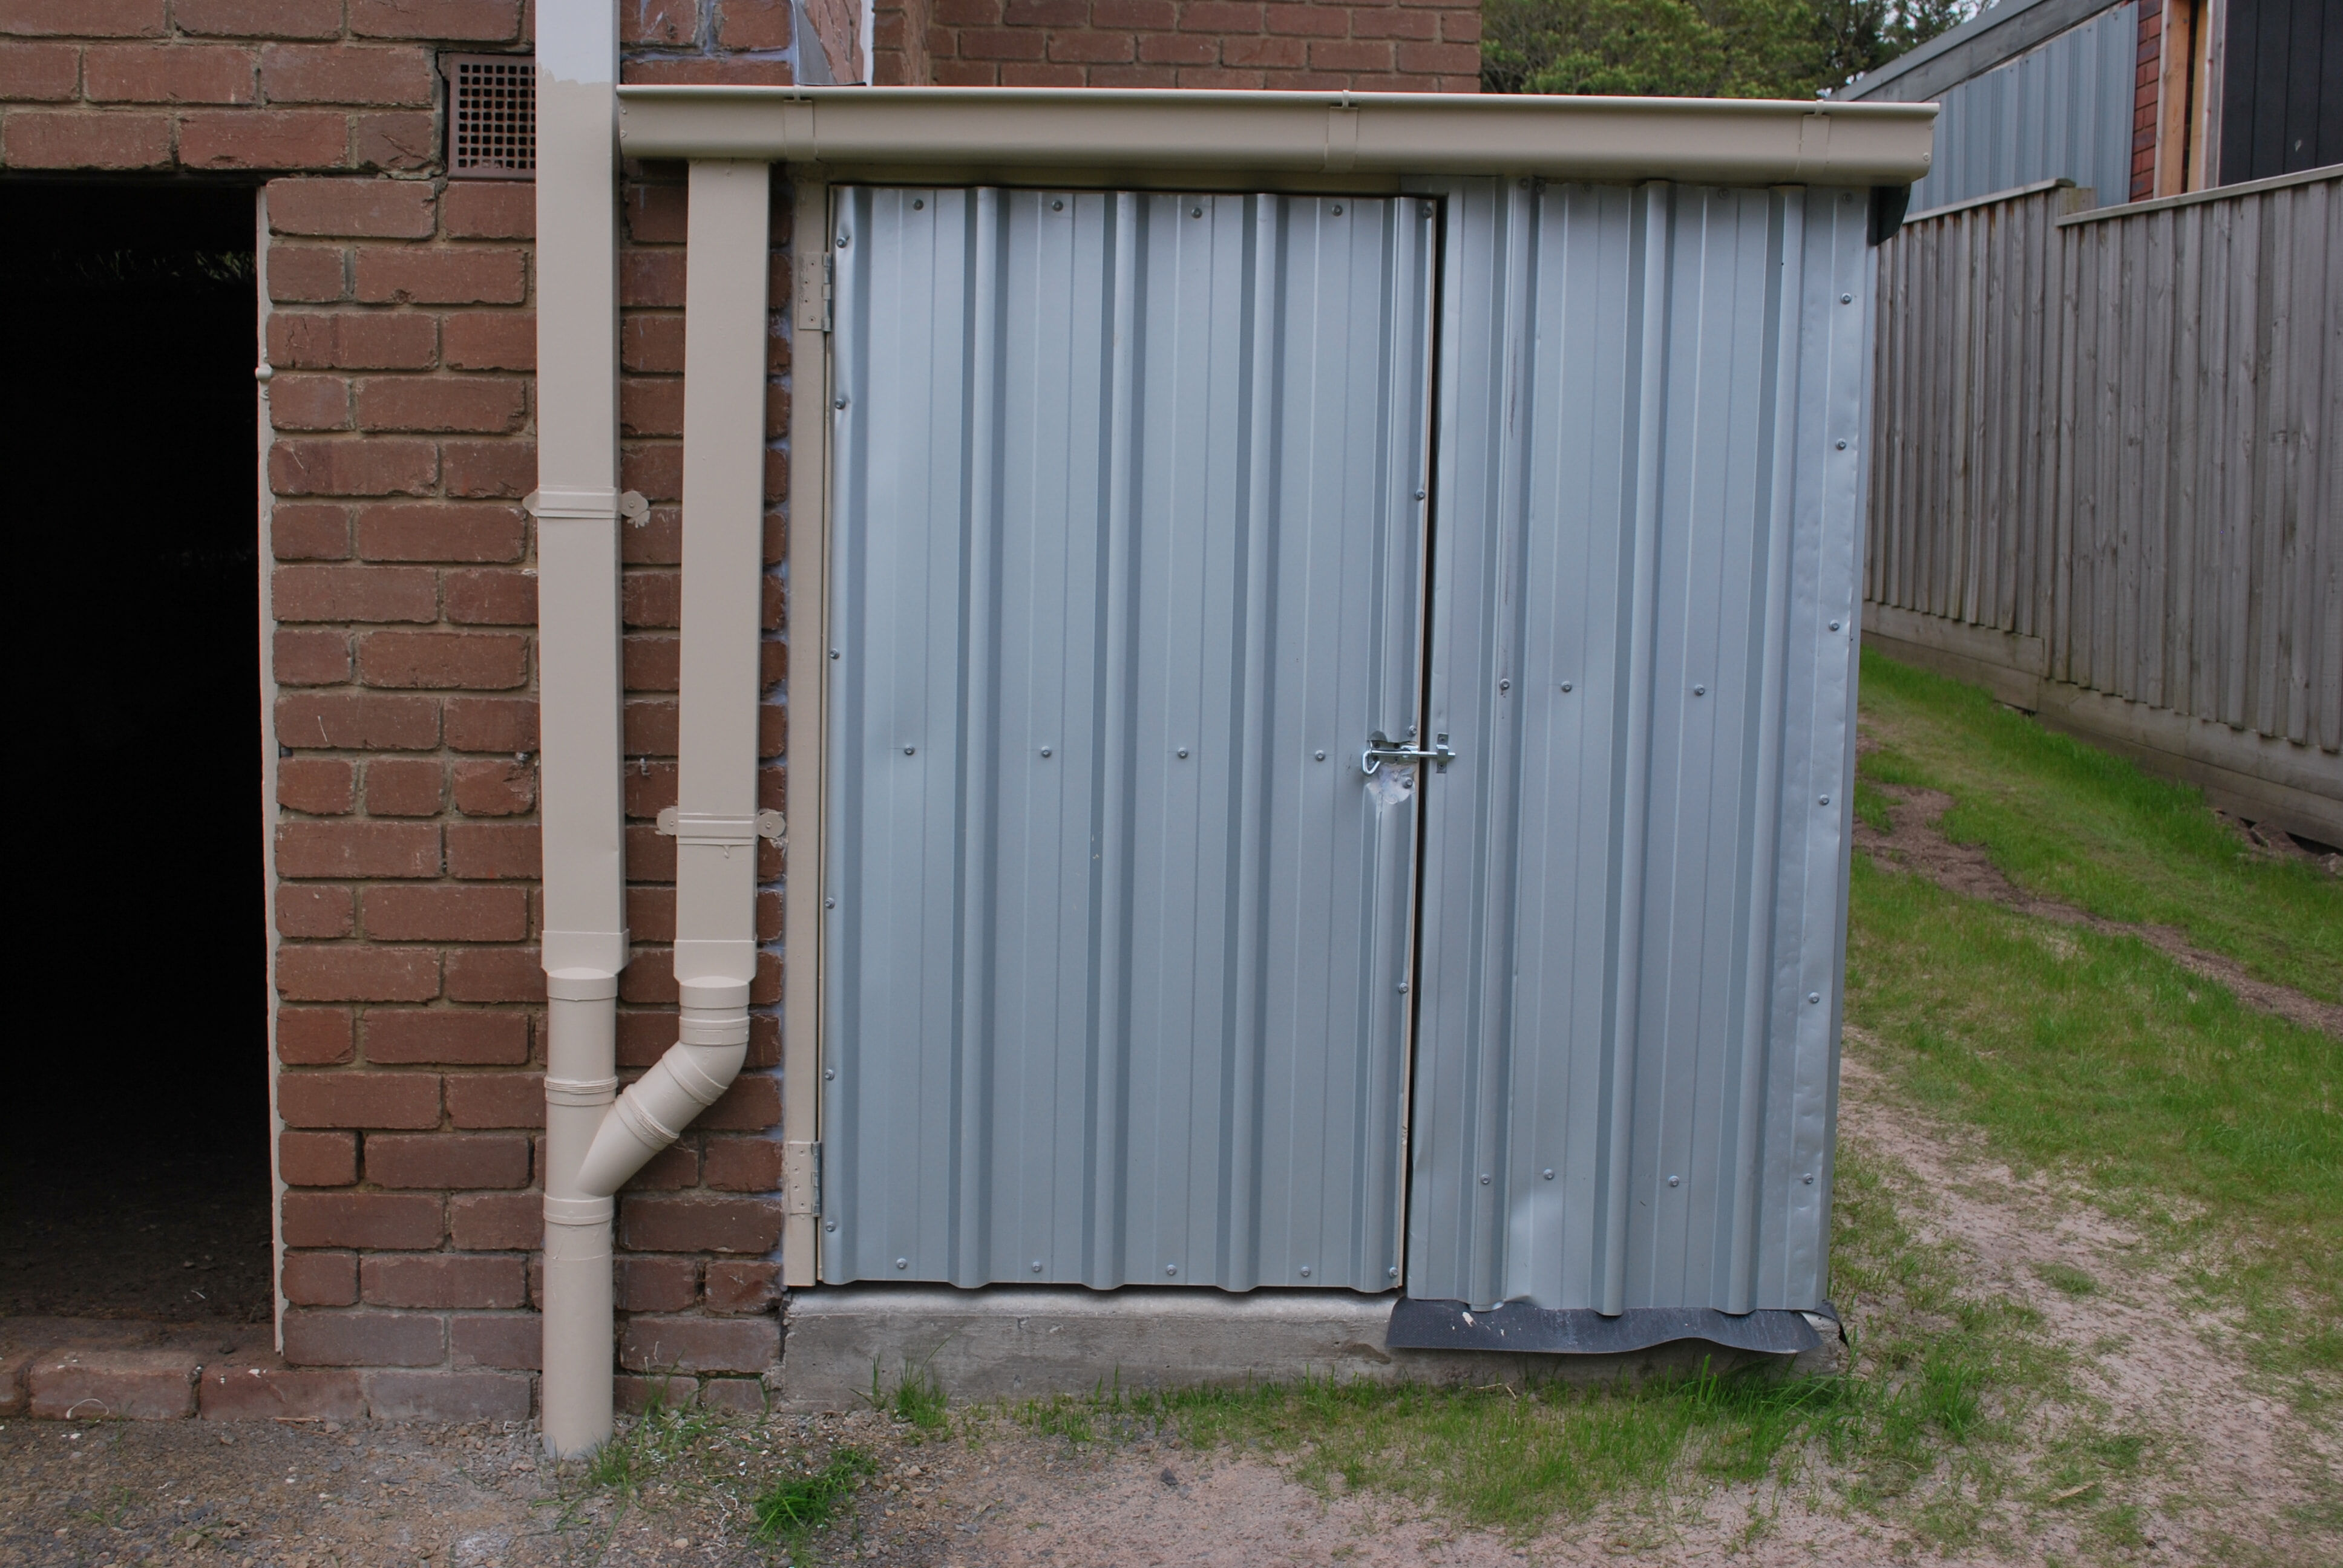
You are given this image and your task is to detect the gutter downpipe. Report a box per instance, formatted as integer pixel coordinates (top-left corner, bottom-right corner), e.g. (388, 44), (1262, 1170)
(536, 2), (765, 1456)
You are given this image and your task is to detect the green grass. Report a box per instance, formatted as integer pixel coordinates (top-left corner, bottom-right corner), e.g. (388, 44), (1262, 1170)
(1856, 650), (2341, 1002)
(583, 1393), (718, 1494)
(752, 1446), (874, 1550)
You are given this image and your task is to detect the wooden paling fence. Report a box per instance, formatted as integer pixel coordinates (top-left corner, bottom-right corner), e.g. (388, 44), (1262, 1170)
(1864, 167), (2342, 840)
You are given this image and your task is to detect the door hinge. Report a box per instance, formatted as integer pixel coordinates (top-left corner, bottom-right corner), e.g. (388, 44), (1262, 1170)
(796, 252), (833, 333)
(784, 1139), (823, 1216)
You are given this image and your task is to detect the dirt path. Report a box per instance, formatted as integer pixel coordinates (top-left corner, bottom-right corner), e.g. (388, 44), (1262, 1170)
(1853, 783), (2343, 1038)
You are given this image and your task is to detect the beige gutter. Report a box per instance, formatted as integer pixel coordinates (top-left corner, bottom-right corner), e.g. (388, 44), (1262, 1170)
(616, 85), (1938, 186)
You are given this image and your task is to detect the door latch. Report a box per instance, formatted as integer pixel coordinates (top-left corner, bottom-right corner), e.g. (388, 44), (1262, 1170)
(1362, 730), (1455, 774)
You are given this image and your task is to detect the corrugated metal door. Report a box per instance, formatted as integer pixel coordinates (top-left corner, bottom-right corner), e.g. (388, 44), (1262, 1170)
(1407, 180), (1873, 1316)
(824, 186), (1437, 1290)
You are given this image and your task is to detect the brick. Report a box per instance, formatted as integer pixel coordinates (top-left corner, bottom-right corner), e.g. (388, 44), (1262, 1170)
(1264, 2), (1349, 32)
(1083, 63), (1182, 86)
(268, 175), (435, 238)
(1092, 0), (1176, 23)
(623, 0), (701, 43)
(446, 568), (535, 626)
(960, 25), (1050, 57)
(267, 246), (349, 302)
(442, 439), (534, 498)
(276, 820), (441, 878)
(270, 373), (351, 431)
(362, 1252), (526, 1308)
(356, 247), (527, 305)
(277, 756), (355, 814)
(1179, 0), (1264, 29)
(1394, 39), (1476, 72)
(85, 44), (255, 103)
(1222, 33), (1305, 65)
(619, 1315), (778, 1375)
(278, 945), (440, 1004)
(443, 312), (534, 371)
(621, 313), (684, 372)
(281, 1192), (445, 1251)
(367, 1369), (533, 1420)
(350, 0), (523, 38)
(364, 756), (444, 815)
(278, 1069), (442, 1128)
(353, 501), (525, 564)
(618, 440), (681, 502)
(441, 181), (535, 239)
(200, 1361), (365, 1420)
(703, 1135), (783, 1192)
(446, 822), (540, 879)
(452, 758), (536, 815)
(1, 0), (164, 36)
(449, 1314), (539, 1369)
(0, 1351), (28, 1417)
(705, 1259), (780, 1313)
(343, 106), (429, 170)
(28, 1350), (198, 1421)
(701, 1378), (768, 1413)
(280, 1129), (358, 1186)
(284, 1308), (444, 1366)
(624, 698), (678, 757)
(1310, 38), (1394, 69)
(277, 883), (354, 939)
(444, 947), (545, 1004)
(1048, 30), (1136, 61)
(279, 1250), (359, 1306)
(621, 55), (795, 84)
(358, 630), (528, 689)
(277, 1007), (355, 1065)
(626, 1142), (698, 1189)
(715, 0), (792, 47)
(444, 696), (537, 751)
(274, 506), (352, 566)
(617, 1255), (700, 1313)
(277, 692), (441, 751)
(366, 1131), (531, 1191)
(0, 44), (81, 102)
(700, 1071), (781, 1131)
(270, 310), (437, 370)
(263, 44), (436, 106)
(616, 1372), (700, 1412)
(450, 1190), (538, 1250)
(358, 375), (526, 433)
(364, 885), (529, 944)
(620, 249), (685, 307)
(446, 1071), (543, 1128)
(271, 437), (438, 497)
(618, 1194), (784, 1253)
(1003, 0), (1086, 21)
(181, 108), (347, 169)
(620, 376), (683, 438)
(365, 1009), (529, 1065)
(1350, 6), (1437, 36)
(274, 563), (436, 622)
(624, 636), (680, 691)
(1, 109), (172, 168)
(175, 0), (343, 35)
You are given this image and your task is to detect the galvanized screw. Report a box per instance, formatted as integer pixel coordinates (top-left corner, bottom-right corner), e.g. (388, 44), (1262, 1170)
(836, 232), (850, 247)
(1388, 1266), (1400, 1278)
(896, 1258), (908, 1270)
(1176, 747), (1189, 759)
(1693, 685), (1707, 696)
(1560, 682), (1573, 693)
(1165, 1264), (1178, 1276)
(1040, 746), (1052, 757)
(835, 396), (848, 410)
(1836, 440), (1848, 451)
(825, 1221), (837, 1232)
(913, 198), (925, 210)
(825, 1067), (836, 1079)
(1828, 621), (1841, 632)
(1840, 293), (1853, 304)
(1668, 1175), (1681, 1187)
(1052, 199), (1064, 211)
(1397, 982), (1409, 993)
(1499, 679), (1511, 693)
(1331, 204), (1343, 215)
(1190, 206), (1203, 218)
(1479, 1174), (1491, 1186)
(1415, 489), (1426, 500)
(1314, 750), (1326, 761)
(904, 745), (916, 756)
(1803, 1173), (1815, 1184)
(1542, 1168), (1555, 1180)
(1299, 1266), (1312, 1278)
(1820, 795), (1830, 806)
(831, 648), (841, 659)
(825, 897), (836, 908)
(1809, 992), (1821, 1004)
(1032, 1261), (1044, 1273)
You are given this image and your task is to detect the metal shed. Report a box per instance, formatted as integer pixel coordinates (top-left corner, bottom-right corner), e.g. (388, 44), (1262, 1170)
(531, 83), (1936, 1446)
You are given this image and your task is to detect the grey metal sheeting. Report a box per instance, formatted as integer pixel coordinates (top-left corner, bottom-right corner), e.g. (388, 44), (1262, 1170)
(824, 178), (1874, 1318)
(1875, 1), (2138, 214)
(1869, 173), (2342, 753)
(1409, 181), (1872, 1315)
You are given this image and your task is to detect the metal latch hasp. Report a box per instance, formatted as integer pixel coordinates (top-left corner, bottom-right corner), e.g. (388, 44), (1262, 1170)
(1362, 730), (1456, 774)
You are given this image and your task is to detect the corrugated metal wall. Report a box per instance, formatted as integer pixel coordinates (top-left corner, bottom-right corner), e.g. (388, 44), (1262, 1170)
(1406, 181), (1875, 1314)
(822, 186), (1438, 1291)
(1868, 172), (2342, 753)
(1900, 2), (2138, 212)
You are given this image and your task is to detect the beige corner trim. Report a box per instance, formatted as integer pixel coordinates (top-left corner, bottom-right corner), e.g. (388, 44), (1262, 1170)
(781, 177), (831, 1289)
(617, 86), (1938, 187)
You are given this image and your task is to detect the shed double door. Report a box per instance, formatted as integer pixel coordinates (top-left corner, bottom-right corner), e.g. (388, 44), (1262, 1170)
(822, 186), (1438, 1290)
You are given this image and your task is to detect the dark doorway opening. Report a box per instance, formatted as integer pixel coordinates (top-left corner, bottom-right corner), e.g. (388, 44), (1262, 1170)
(0, 182), (272, 1324)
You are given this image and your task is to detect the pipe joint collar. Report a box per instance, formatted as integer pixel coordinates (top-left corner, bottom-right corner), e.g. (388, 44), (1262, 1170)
(615, 1088), (683, 1149)
(546, 971), (621, 1002)
(546, 1074), (619, 1107)
(678, 1009), (752, 1048)
(676, 976), (753, 1010)
(545, 1195), (615, 1227)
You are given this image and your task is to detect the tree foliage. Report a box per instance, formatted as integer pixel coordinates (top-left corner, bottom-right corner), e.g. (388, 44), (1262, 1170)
(1480, 0), (1976, 100)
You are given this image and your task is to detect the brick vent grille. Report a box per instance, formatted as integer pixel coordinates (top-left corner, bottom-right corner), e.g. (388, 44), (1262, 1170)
(448, 57), (534, 179)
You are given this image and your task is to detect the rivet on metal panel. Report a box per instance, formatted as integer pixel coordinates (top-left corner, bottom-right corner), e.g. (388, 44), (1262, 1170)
(1299, 1266), (1312, 1278)
(1804, 1173), (1816, 1184)
(1314, 750), (1326, 761)
(896, 1258), (908, 1270)
(1828, 621), (1841, 632)
(1808, 993), (1821, 1004)
(1040, 746), (1052, 757)
(1498, 679), (1511, 693)
(1415, 489), (1426, 500)
(1668, 1175), (1681, 1187)
(1176, 747), (1189, 758)
(824, 897), (836, 909)
(825, 1221), (837, 1232)
(836, 230), (850, 247)
(1397, 982), (1409, 993)
(1542, 1169), (1555, 1180)
(1165, 1264), (1178, 1276)
(1421, 203), (1434, 217)
(1693, 685), (1707, 696)
(913, 198), (923, 210)
(1190, 205), (1202, 217)
(830, 648), (840, 659)
(1820, 795), (1830, 806)
(1559, 682), (1573, 693)
(1479, 1174), (1490, 1185)
(1387, 1266), (1398, 1278)
(1052, 199), (1064, 211)
(1835, 440), (1848, 450)
(825, 1067), (836, 1079)
(835, 396), (848, 410)
(1841, 293), (1853, 304)
(1331, 204), (1344, 215)
(904, 745), (916, 756)
(1032, 1261), (1043, 1273)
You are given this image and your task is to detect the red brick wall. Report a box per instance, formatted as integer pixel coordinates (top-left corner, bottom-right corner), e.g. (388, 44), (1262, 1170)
(2132, 0), (2161, 201)
(2, 0), (797, 1422)
(873, 0), (1481, 90)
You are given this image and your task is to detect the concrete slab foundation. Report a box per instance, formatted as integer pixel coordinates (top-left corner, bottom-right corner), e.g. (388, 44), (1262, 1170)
(775, 1286), (1843, 1412)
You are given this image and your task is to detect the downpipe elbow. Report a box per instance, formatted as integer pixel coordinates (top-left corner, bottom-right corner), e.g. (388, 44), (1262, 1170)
(573, 979), (751, 1198)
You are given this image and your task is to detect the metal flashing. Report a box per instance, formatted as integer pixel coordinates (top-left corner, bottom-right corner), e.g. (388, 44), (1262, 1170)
(1845, 0), (2123, 102)
(1387, 1297), (1830, 1356)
